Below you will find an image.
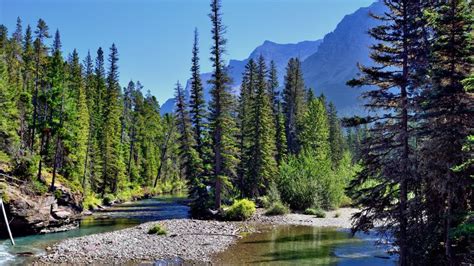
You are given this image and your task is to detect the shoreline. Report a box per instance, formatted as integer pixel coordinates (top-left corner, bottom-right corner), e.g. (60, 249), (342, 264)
(37, 208), (358, 264)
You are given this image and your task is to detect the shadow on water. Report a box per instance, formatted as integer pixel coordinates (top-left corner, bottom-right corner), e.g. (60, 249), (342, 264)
(0, 194), (190, 265)
(215, 225), (397, 265)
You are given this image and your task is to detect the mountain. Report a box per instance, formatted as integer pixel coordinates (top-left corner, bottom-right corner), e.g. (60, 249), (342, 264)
(160, 1), (386, 116)
(160, 39), (322, 114)
(302, 1), (386, 116)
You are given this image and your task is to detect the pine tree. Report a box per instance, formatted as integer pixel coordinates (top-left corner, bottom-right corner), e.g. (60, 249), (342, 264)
(208, 0), (239, 209)
(275, 102), (287, 165)
(282, 58), (306, 154)
(300, 98), (330, 159)
(267, 60), (286, 165)
(244, 56), (277, 198)
(237, 58), (257, 196)
(30, 19), (50, 151)
(189, 28), (206, 159)
(327, 102), (345, 168)
(0, 43), (19, 160)
(45, 29), (65, 189)
(347, 1), (429, 263)
(102, 44), (125, 194)
(419, 1), (473, 262)
(65, 50), (90, 188)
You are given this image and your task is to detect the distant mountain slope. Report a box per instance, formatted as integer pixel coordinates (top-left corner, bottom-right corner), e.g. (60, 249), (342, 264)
(302, 0), (386, 116)
(160, 39), (322, 114)
(161, 1), (386, 116)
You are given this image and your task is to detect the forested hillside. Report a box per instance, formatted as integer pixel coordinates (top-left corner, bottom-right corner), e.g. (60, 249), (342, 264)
(0, 19), (185, 208)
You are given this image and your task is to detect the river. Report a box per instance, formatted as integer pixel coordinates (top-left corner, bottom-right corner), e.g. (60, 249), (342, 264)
(0, 195), (396, 265)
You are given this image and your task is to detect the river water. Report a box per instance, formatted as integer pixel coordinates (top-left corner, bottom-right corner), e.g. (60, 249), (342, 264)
(0, 194), (189, 265)
(0, 195), (396, 265)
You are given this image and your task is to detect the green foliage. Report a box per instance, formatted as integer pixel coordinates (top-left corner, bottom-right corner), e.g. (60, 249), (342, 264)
(53, 189), (62, 199)
(83, 193), (102, 210)
(148, 224), (167, 235)
(224, 199), (256, 221)
(265, 202), (289, 216)
(304, 208), (325, 218)
(31, 178), (48, 195)
(102, 193), (116, 206)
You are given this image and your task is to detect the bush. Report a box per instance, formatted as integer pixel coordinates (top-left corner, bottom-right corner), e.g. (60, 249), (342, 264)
(256, 196), (270, 208)
(148, 224), (166, 235)
(54, 189), (63, 199)
(102, 194), (116, 206)
(265, 202), (289, 216)
(83, 193), (102, 210)
(315, 209), (326, 218)
(277, 150), (350, 211)
(304, 208), (326, 218)
(224, 199), (256, 221)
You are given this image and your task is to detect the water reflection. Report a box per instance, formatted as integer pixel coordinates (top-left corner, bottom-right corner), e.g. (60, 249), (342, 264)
(216, 225), (397, 265)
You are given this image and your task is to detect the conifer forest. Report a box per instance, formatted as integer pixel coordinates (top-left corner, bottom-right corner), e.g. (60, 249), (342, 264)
(0, 0), (472, 265)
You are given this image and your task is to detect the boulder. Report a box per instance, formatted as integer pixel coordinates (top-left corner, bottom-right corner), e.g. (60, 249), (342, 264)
(0, 185), (82, 237)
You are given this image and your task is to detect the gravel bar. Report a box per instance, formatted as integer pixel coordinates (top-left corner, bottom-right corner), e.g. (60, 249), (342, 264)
(37, 208), (357, 264)
(38, 219), (253, 264)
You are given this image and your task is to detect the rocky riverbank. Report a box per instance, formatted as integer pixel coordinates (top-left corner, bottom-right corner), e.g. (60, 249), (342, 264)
(38, 219), (254, 264)
(37, 208), (357, 264)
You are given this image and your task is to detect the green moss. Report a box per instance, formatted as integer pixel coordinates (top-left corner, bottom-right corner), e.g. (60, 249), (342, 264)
(225, 199), (256, 221)
(148, 224), (167, 235)
(265, 202), (290, 216)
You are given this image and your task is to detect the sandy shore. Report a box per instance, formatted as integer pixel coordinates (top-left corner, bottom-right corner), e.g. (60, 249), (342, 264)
(37, 208), (357, 264)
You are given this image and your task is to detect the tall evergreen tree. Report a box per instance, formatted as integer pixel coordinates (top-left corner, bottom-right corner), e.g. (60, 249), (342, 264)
(208, 0), (239, 209)
(238, 59), (257, 196)
(244, 56), (277, 198)
(282, 58), (306, 154)
(0, 43), (19, 160)
(419, 1), (473, 263)
(189, 28), (206, 159)
(101, 44), (125, 194)
(347, 1), (429, 263)
(30, 19), (50, 151)
(327, 102), (345, 168)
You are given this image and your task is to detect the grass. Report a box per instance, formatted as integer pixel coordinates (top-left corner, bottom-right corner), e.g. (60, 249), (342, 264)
(148, 224), (167, 235)
(265, 202), (290, 216)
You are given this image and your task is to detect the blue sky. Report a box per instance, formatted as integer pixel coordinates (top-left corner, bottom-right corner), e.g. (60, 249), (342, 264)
(1, 0), (375, 104)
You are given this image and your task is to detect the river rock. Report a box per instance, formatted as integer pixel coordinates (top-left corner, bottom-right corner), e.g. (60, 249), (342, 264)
(0, 184), (82, 237)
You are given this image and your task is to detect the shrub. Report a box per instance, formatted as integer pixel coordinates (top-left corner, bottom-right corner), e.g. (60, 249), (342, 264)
(83, 193), (102, 210)
(315, 209), (326, 218)
(256, 196), (270, 208)
(304, 208), (326, 218)
(53, 189), (63, 199)
(277, 150), (351, 211)
(102, 194), (116, 206)
(265, 202), (289, 216)
(148, 224), (166, 235)
(303, 208), (317, 215)
(224, 199), (256, 221)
